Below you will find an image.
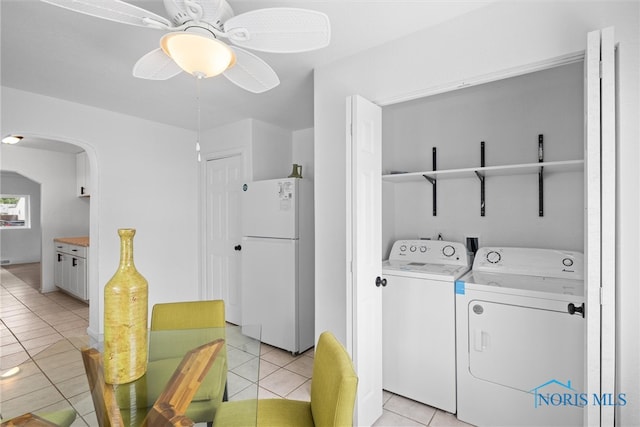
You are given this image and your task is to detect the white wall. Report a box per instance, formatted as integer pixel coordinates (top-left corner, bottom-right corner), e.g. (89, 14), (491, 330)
(382, 62), (584, 255)
(201, 118), (295, 181)
(0, 170), (44, 265)
(252, 120), (292, 180)
(201, 118), (252, 156)
(293, 127), (314, 181)
(1, 151), (89, 276)
(314, 2), (639, 424)
(1, 87), (200, 341)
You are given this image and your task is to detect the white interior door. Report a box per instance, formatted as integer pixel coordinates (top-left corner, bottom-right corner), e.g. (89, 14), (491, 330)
(585, 26), (616, 427)
(599, 27), (616, 427)
(347, 95), (383, 426)
(206, 154), (243, 324)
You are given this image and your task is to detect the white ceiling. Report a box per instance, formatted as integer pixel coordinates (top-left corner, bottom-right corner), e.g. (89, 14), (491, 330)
(1, 0), (494, 138)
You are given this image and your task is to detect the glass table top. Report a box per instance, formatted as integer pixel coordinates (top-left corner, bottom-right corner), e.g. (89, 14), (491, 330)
(1, 324), (261, 426)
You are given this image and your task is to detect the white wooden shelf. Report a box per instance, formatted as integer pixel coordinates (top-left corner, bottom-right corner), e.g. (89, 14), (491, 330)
(382, 159), (584, 183)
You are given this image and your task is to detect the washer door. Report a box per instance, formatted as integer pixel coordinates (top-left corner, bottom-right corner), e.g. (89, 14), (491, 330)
(467, 299), (584, 393)
(382, 274), (456, 412)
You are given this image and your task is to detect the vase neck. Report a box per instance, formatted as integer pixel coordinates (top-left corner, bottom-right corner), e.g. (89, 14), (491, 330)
(118, 229), (136, 269)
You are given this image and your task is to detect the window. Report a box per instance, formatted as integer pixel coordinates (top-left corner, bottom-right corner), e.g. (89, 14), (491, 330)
(0, 195), (30, 229)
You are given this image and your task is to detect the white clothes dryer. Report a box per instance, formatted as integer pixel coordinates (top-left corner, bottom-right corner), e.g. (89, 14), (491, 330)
(455, 247), (585, 427)
(382, 239), (470, 413)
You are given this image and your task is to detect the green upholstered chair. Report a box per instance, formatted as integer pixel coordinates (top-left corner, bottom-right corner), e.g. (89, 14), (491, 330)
(40, 409), (77, 426)
(212, 331), (358, 427)
(150, 300), (226, 331)
(0, 409), (76, 426)
(115, 300), (228, 426)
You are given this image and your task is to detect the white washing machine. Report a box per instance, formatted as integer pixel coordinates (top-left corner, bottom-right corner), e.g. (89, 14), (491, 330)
(382, 239), (470, 413)
(455, 247), (585, 427)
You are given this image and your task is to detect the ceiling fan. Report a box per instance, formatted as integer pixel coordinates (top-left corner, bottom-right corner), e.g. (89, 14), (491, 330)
(40, 0), (331, 93)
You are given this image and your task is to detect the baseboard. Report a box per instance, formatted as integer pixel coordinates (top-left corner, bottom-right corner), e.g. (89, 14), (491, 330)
(87, 326), (103, 349)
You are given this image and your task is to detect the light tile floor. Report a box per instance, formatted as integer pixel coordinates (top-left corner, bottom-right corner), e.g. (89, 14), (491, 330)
(1, 264), (471, 426)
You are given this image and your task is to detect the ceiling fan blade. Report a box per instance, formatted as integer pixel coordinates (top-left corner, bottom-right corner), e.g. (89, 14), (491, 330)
(224, 8), (330, 53)
(133, 48), (183, 80)
(223, 47), (279, 93)
(40, 0), (172, 29)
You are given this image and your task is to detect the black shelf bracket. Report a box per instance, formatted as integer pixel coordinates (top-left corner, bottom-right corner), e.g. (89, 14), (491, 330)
(476, 141), (486, 216)
(538, 134), (544, 217)
(422, 147), (437, 216)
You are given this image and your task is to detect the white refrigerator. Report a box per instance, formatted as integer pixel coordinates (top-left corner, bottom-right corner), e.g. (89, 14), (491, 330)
(241, 178), (314, 354)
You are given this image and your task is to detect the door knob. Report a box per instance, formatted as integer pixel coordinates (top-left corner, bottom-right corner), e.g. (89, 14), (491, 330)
(234, 245), (242, 251)
(567, 302), (585, 318)
(375, 276), (387, 287)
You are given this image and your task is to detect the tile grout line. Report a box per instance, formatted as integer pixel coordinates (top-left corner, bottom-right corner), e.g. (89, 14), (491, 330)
(1, 272), (90, 424)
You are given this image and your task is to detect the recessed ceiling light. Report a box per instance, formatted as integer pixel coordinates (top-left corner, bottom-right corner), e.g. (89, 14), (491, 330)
(2, 135), (23, 145)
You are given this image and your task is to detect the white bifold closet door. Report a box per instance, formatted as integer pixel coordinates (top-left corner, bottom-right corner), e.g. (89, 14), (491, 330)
(584, 26), (616, 427)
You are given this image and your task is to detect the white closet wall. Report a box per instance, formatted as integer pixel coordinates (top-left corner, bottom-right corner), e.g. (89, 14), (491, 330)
(382, 62), (584, 254)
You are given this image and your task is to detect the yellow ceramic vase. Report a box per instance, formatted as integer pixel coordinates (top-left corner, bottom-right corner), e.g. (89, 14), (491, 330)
(104, 228), (148, 384)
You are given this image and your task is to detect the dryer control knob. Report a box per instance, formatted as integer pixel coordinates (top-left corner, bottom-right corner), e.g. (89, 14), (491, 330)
(420, 246), (427, 253)
(410, 246), (417, 252)
(442, 245), (456, 257)
(486, 250), (501, 264)
(400, 245), (407, 252)
(562, 258), (574, 267)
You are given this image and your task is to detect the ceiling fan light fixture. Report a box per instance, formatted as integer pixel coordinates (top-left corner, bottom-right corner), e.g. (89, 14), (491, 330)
(161, 32), (235, 78)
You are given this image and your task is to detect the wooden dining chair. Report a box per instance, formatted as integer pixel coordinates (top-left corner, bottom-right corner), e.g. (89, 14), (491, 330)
(82, 339), (224, 427)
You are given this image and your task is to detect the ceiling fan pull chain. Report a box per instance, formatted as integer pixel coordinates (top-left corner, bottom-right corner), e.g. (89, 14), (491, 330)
(196, 78), (202, 162)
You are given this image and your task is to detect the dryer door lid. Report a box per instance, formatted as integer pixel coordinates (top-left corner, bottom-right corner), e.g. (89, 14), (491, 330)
(467, 299), (584, 393)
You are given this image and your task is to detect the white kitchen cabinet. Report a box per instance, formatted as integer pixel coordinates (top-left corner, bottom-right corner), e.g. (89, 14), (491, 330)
(76, 151), (90, 197)
(54, 240), (89, 301)
(54, 244), (64, 289)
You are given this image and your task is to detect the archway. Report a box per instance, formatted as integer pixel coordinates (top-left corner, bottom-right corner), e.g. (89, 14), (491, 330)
(0, 134), (99, 340)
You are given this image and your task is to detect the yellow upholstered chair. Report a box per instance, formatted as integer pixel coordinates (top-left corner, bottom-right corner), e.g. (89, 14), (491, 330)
(115, 300), (228, 426)
(212, 331), (358, 427)
(150, 300), (226, 331)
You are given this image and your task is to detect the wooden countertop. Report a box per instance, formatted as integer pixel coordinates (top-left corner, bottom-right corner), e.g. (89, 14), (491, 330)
(54, 236), (90, 247)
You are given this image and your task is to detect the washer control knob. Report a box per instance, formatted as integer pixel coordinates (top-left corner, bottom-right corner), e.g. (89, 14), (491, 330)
(442, 245), (456, 257)
(400, 245), (407, 252)
(486, 250), (501, 264)
(410, 246), (417, 252)
(562, 258), (574, 267)
(420, 246), (427, 253)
